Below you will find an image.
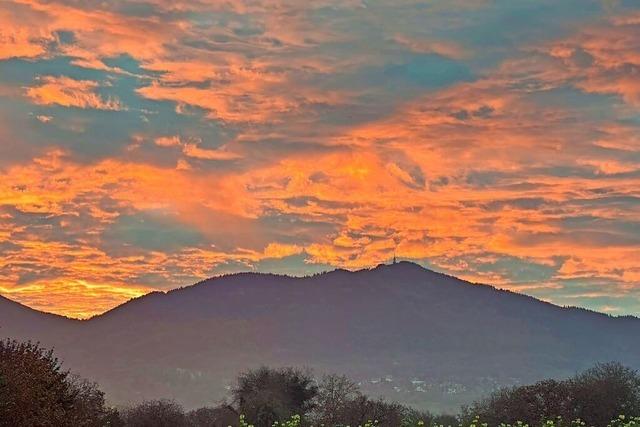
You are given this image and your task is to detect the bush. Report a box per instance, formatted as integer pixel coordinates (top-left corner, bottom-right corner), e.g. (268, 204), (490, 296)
(187, 404), (239, 426)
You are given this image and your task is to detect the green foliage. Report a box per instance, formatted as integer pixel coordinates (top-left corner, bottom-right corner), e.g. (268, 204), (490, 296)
(239, 414), (255, 427)
(608, 415), (640, 427)
(272, 414), (303, 427)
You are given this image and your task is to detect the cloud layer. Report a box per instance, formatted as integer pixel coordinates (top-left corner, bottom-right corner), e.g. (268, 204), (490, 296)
(1, 0), (639, 317)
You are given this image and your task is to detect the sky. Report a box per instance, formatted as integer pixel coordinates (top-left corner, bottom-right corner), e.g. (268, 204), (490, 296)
(0, 0), (639, 318)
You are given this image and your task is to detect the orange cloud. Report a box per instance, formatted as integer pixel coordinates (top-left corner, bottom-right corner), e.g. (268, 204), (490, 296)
(154, 136), (241, 160)
(182, 143), (241, 161)
(0, 280), (151, 319)
(137, 71), (351, 124)
(11, 0), (179, 63)
(544, 12), (640, 107)
(0, 149), (317, 317)
(0, 3), (53, 59)
(1, 0), (640, 317)
(26, 76), (125, 110)
(262, 243), (304, 259)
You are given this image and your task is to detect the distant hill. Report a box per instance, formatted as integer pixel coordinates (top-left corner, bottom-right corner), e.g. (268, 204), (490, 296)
(0, 294), (79, 338)
(2, 262), (639, 413)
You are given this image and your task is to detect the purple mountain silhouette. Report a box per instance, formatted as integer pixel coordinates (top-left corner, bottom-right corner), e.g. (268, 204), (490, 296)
(2, 262), (639, 412)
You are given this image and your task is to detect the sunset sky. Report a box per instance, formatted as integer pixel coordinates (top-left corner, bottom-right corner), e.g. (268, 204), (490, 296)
(1, 0), (639, 318)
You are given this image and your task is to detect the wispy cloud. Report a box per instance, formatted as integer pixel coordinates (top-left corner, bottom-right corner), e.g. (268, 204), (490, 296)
(0, 0), (639, 317)
(27, 76), (125, 110)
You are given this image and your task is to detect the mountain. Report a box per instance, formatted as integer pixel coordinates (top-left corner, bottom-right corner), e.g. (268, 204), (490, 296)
(2, 262), (639, 413)
(0, 294), (79, 338)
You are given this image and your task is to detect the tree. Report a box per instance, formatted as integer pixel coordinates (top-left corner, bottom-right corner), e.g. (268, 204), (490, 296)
(463, 379), (574, 425)
(312, 374), (362, 425)
(0, 339), (118, 426)
(334, 395), (406, 426)
(464, 363), (640, 427)
(66, 375), (124, 427)
(311, 373), (442, 427)
(232, 366), (318, 427)
(0, 339), (74, 426)
(123, 400), (188, 427)
(569, 362), (640, 427)
(402, 408), (455, 427)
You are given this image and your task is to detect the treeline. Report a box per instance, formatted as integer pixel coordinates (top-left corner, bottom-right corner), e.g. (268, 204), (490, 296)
(463, 362), (640, 426)
(1, 339), (640, 427)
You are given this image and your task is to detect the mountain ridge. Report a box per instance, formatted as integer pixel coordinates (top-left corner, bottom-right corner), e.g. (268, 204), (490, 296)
(1, 261), (639, 413)
(2, 262), (637, 322)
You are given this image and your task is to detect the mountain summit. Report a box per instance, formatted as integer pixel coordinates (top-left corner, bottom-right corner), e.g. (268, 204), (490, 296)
(1, 262), (639, 412)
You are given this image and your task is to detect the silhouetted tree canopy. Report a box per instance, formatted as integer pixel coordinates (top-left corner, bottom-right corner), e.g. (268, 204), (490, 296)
(232, 366), (318, 427)
(463, 379), (573, 426)
(570, 363), (640, 427)
(2, 338), (637, 427)
(402, 408), (457, 427)
(122, 399), (188, 427)
(311, 373), (446, 427)
(464, 362), (640, 427)
(67, 375), (123, 427)
(311, 374), (362, 425)
(333, 395), (406, 426)
(0, 339), (118, 427)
